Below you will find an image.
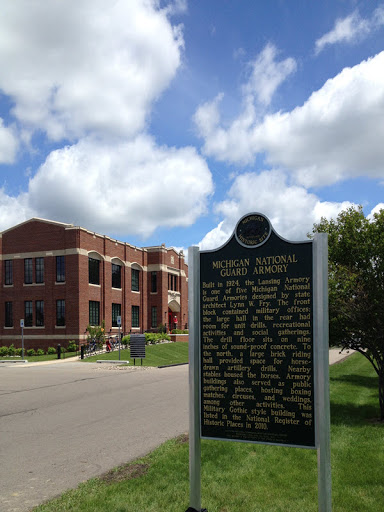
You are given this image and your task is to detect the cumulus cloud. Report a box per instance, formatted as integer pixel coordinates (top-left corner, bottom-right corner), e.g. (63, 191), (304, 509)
(27, 135), (214, 237)
(0, 0), (184, 141)
(199, 170), (354, 250)
(315, 6), (384, 54)
(0, 119), (18, 163)
(195, 51), (384, 187)
(0, 1), (217, 239)
(0, 188), (35, 230)
(242, 44), (297, 107)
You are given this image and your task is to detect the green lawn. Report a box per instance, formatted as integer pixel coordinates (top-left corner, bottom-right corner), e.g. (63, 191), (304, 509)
(83, 342), (189, 367)
(0, 352), (77, 362)
(33, 353), (384, 512)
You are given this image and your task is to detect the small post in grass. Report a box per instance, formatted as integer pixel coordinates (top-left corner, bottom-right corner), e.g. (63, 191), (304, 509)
(20, 319), (24, 360)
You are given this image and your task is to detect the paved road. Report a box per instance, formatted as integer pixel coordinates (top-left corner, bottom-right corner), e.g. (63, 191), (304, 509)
(0, 362), (189, 512)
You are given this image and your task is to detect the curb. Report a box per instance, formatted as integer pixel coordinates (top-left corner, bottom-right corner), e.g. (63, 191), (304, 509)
(96, 360), (129, 364)
(0, 359), (29, 364)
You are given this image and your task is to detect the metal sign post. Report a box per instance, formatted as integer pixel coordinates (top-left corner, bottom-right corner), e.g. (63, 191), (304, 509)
(117, 316), (122, 360)
(20, 319), (24, 360)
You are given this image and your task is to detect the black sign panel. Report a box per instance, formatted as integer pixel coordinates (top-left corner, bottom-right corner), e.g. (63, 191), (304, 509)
(200, 213), (315, 448)
(130, 334), (146, 358)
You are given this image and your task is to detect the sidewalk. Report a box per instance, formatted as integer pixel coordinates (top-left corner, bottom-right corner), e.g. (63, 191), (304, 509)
(329, 348), (355, 365)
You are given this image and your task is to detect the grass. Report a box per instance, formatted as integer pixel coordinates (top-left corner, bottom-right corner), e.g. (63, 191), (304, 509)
(83, 342), (189, 367)
(0, 352), (77, 362)
(32, 353), (383, 512)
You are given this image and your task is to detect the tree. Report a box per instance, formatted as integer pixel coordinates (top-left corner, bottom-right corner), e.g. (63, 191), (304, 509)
(311, 205), (384, 421)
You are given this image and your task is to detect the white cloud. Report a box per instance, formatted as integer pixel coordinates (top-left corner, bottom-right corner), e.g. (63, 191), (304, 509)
(195, 51), (384, 187)
(199, 170), (354, 250)
(315, 6), (384, 54)
(0, 188), (34, 230)
(27, 135), (214, 237)
(315, 11), (369, 54)
(0, 119), (18, 163)
(0, 0), (184, 141)
(367, 203), (384, 220)
(242, 43), (297, 106)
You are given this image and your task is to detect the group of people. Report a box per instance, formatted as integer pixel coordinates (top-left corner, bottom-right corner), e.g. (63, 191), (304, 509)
(105, 337), (118, 352)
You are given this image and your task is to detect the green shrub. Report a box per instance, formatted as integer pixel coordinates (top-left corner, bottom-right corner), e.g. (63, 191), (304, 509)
(171, 329), (189, 334)
(27, 349), (36, 357)
(47, 347), (56, 354)
(157, 323), (167, 334)
(0, 346), (9, 357)
(67, 341), (78, 352)
(36, 348), (44, 356)
(15, 348), (22, 356)
(145, 333), (170, 344)
(121, 335), (130, 347)
(8, 344), (16, 356)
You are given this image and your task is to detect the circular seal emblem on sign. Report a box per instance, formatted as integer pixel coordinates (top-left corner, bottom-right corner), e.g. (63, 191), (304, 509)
(235, 213), (271, 248)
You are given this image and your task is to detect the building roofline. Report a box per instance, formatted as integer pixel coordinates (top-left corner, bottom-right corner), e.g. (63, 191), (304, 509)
(0, 217), (73, 236)
(1, 218), (186, 259)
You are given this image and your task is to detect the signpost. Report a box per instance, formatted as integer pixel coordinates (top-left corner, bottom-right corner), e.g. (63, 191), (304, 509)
(187, 212), (331, 511)
(117, 315), (121, 360)
(130, 334), (146, 366)
(20, 319), (24, 360)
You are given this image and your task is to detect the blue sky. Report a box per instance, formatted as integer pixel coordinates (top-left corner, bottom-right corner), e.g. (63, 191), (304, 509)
(0, 1), (383, 254)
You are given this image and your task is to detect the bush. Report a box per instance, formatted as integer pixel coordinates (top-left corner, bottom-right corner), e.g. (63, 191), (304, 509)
(8, 344), (15, 356)
(36, 348), (44, 356)
(27, 349), (36, 357)
(47, 347), (56, 355)
(0, 346), (9, 357)
(157, 323), (167, 334)
(67, 341), (78, 352)
(171, 329), (189, 334)
(121, 335), (130, 347)
(15, 348), (22, 356)
(145, 333), (170, 344)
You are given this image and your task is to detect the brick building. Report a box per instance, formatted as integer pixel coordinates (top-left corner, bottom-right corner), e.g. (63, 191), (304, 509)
(0, 218), (188, 350)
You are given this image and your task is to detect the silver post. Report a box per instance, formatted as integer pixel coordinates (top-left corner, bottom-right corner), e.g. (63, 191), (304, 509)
(314, 233), (332, 512)
(22, 326), (24, 360)
(188, 246), (201, 511)
(119, 324), (121, 360)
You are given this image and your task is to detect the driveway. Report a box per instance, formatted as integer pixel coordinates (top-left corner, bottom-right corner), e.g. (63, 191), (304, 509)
(0, 362), (189, 512)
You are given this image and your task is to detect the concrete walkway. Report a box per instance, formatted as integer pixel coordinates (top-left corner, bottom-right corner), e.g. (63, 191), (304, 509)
(329, 348), (355, 365)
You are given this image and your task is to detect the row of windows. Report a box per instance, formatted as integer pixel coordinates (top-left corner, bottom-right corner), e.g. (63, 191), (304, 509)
(89, 258), (158, 293)
(4, 256), (65, 286)
(4, 257), (168, 294)
(4, 301), (158, 329)
(5, 300), (65, 327)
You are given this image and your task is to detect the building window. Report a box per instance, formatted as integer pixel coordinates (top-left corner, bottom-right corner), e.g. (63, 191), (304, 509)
(151, 272), (157, 293)
(56, 256), (65, 282)
(151, 306), (157, 329)
(56, 300), (65, 326)
(24, 301), (33, 326)
(4, 260), (13, 285)
(112, 303), (121, 327)
(36, 300), (44, 326)
(112, 264), (121, 289)
(89, 257), (100, 285)
(24, 258), (33, 284)
(132, 305), (139, 328)
(168, 273), (177, 291)
(35, 257), (44, 283)
(131, 268), (139, 291)
(89, 300), (100, 325)
(5, 302), (13, 327)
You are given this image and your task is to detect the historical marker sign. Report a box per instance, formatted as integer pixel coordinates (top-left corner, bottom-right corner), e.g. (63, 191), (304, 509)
(200, 213), (315, 448)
